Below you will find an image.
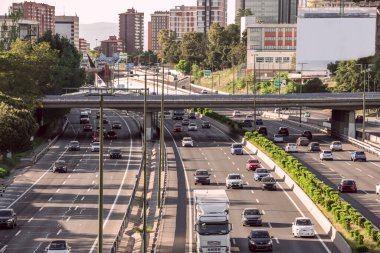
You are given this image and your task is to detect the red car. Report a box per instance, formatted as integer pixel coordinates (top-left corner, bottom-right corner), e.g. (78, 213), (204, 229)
(83, 124), (93, 132)
(338, 179), (357, 193)
(92, 132), (100, 142)
(246, 159), (261, 171)
(173, 123), (182, 132)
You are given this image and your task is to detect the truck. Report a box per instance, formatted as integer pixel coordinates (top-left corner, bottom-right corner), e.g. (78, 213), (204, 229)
(171, 109), (185, 120)
(193, 189), (232, 253)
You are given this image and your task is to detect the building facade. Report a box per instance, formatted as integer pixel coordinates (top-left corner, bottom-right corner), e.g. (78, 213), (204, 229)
(11, 1), (55, 37)
(246, 22), (297, 79)
(119, 8), (144, 53)
(100, 36), (123, 57)
(55, 15), (79, 49)
(148, 11), (169, 52)
(169, 5), (197, 39)
(235, 0), (298, 24)
(79, 38), (89, 53)
(197, 0), (227, 33)
(0, 16), (39, 49)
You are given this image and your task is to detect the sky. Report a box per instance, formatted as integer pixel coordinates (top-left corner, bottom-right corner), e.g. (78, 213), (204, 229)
(0, 0), (236, 49)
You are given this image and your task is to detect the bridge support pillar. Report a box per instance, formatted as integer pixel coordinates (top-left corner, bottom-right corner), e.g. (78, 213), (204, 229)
(145, 112), (153, 141)
(331, 110), (356, 138)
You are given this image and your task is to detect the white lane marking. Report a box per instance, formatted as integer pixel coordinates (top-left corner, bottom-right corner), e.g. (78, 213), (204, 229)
(227, 157), (231, 160)
(268, 222), (272, 228)
(237, 168), (240, 171)
(232, 162), (235, 165)
(92, 180), (95, 185)
(15, 230), (21, 236)
(87, 188), (91, 192)
(241, 174), (245, 178)
(368, 174), (374, 179)
(320, 163), (325, 166)
(328, 168), (335, 172)
(256, 199), (260, 203)
(28, 217), (33, 223)
(66, 216), (71, 222)
(376, 200), (380, 204)
(214, 175), (217, 178)
(81, 197), (85, 201)
(0, 245), (7, 252)
(210, 168), (214, 171)
(96, 174), (99, 178)
(246, 181), (249, 185)
(232, 239), (236, 245)
(39, 207), (44, 212)
(48, 197), (52, 202)
(57, 229), (62, 235)
(371, 162), (380, 168)
(68, 175), (71, 178)
(62, 181), (66, 185)
(75, 206), (79, 211)
(355, 168), (362, 172)
(274, 238), (280, 244)
(56, 189), (60, 193)
(345, 162), (351, 166)
(362, 190), (368, 194)
(208, 162), (211, 166)
(262, 210), (265, 215)
(251, 190), (254, 194)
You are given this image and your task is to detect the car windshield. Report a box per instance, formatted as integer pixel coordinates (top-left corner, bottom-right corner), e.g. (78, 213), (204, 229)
(324, 151), (332, 154)
(311, 143), (319, 146)
(229, 175), (241, 179)
(333, 141), (342, 145)
(262, 177), (275, 182)
(203, 121), (210, 124)
(92, 142), (100, 146)
(296, 219), (312, 226)
(343, 180), (355, 185)
(183, 137), (192, 141)
(274, 134), (282, 138)
(108, 131), (116, 135)
(256, 169), (268, 174)
(113, 121), (120, 124)
(245, 209), (260, 215)
(111, 149), (121, 153)
(233, 144), (242, 149)
(196, 170), (208, 175)
(355, 151), (365, 155)
(250, 231), (270, 238)
(174, 124), (181, 127)
(49, 241), (67, 250)
(70, 141), (78, 145)
(0, 210), (12, 216)
(190, 123), (196, 126)
(249, 159), (259, 164)
(55, 161), (65, 166)
(288, 143), (296, 146)
(197, 223), (230, 235)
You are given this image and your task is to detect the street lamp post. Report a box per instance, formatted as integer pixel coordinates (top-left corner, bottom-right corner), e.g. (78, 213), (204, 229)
(142, 74), (148, 253)
(253, 54), (257, 131)
(98, 95), (104, 253)
(298, 62), (308, 127)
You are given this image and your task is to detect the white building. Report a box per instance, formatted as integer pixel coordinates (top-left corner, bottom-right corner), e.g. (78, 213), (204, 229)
(296, 7), (377, 72)
(55, 15), (79, 49)
(0, 16), (39, 49)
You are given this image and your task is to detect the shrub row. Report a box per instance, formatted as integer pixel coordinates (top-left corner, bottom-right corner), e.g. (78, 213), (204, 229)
(199, 108), (380, 251)
(0, 167), (9, 178)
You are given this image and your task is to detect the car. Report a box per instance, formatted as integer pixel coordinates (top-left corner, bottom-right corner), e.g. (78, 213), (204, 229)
(233, 110), (241, 117)
(193, 169), (211, 185)
(338, 179), (357, 193)
(351, 151), (366, 162)
(92, 132), (100, 142)
(320, 150), (333, 161)
(253, 168), (270, 181)
(376, 184), (380, 195)
(46, 240), (71, 253)
(109, 149), (122, 159)
(91, 142), (100, 152)
(0, 208), (17, 228)
(83, 108), (91, 115)
(200, 89), (208, 94)
(308, 142), (320, 152)
(231, 143), (244, 155)
(255, 118), (263, 125)
(246, 114), (254, 120)
(188, 123), (198, 131)
(304, 111), (311, 118)
(106, 130), (117, 139)
(189, 112), (196, 119)
(302, 131), (313, 140)
(68, 141), (80, 151)
(330, 141), (343, 151)
(257, 126), (267, 136)
(285, 143), (297, 153)
(201, 121), (211, 128)
(355, 115), (363, 123)
(273, 134), (284, 143)
(182, 137), (194, 147)
(243, 119), (253, 127)
(111, 121), (122, 129)
(261, 176), (277, 191)
(226, 173), (243, 189)
(278, 127), (289, 136)
(102, 118), (109, 124)
(173, 123), (183, 132)
(83, 124), (93, 132)
(246, 159), (261, 171)
(80, 116), (90, 124)
(241, 208), (263, 226)
(182, 118), (190, 126)
(52, 160), (67, 173)
(274, 108), (281, 113)
(292, 217), (315, 237)
(247, 229), (273, 252)
(296, 137), (310, 146)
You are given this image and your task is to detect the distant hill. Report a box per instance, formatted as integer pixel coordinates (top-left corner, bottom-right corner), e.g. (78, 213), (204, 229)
(79, 22), (119, 50)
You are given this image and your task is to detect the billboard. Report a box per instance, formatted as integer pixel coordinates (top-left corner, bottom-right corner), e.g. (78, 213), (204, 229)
(296, 16), (376, 71)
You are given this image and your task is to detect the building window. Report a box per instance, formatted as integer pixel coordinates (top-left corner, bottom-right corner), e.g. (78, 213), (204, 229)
(256, 57), (264, 63)
(275, 57), (282, 63)
(265, 57), (273, 63)
(283, 57), (290, 63)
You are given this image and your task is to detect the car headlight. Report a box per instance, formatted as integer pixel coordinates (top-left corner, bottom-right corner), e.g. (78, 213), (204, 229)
(268, 240), (273, 245)
(7, 219), (13, 222)
(243, 217), (248, 221)
(250, 240), (256, 244)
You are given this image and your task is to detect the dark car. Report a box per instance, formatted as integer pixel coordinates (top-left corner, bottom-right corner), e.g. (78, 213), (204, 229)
(261, 176), (276, 191)
(52, 160), (67, 173)
(0, 209), (17, 228)
(201, 121), (211, 128)
(308, 142), (320, 152)
(248, 229), (273, 252)
(302, 131), (313, 140)
(106, 130), (117, 139)
(103, 118), (109, 124)
(109, 149), (122, 159)
(112, 121), (122, 129)
(255, 119), (263, 125)
(338, 179), (357, 193)
(355, 115), (363, 123)
(243, 119), (253, 127)
(83, 124), (93, 132)
(351, 151), (366, 162)
(189, 112), (196, 119)
(68, 141), (80, 151)
(278, 127), (289, 136)
(257, 126), (267, 136)
(194, 169), (211, 185)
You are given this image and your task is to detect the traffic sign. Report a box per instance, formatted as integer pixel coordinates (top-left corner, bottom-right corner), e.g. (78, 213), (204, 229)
(127, 63), (134, 71)
(274, 79), (281, 88)
(204, 70), (212, 78)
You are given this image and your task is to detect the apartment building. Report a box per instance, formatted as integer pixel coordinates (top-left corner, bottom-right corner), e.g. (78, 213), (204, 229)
(55, 15), (79, 49)
(197, 0), (227, 33)
(100, 36), (123, 57)
(148, 11), (169, 52)
(0, 16), (39, 49)
(119, 8), (144, 53)
(169, 5), (197, 39)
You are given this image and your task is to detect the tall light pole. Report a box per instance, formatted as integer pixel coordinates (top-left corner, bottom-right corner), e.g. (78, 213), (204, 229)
(253, 54), (257, 131)
(98, 95), (104, 253)
(298, 62), (308, 127)
(143, 74), (147, 253)
(158, 62), (165, 206)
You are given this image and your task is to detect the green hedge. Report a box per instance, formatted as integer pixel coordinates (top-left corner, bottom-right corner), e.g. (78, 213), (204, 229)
(196, 108), (245, 135)
(198, 108), (380, 252)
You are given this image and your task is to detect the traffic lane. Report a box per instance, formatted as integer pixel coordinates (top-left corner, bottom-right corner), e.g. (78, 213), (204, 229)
(175, 127), (338, 253)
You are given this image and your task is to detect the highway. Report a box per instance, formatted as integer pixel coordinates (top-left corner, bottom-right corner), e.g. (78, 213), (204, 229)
(0, 109), (142, 253)
(216, 109), (380, 229)
(164, 115), (340, 252)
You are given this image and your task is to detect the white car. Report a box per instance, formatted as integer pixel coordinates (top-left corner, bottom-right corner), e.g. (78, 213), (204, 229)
(182, 137), (194, 147)
(226, 173), (243, 189)
(292, 217), (315, 237)
(232, 110), (241, 117)
(46, 240), (71, 253)
(273, 134), (284, 143)
(285, 143), (297, 153)
(376, 184), (380, 195)
(91, 142), (100, 152)
(245, 114), (254, 120)
(320, 150), (333, 161)
(200, 89), (208, 94)
(188, 123), (198, 131)
(330, 141), (343, 151)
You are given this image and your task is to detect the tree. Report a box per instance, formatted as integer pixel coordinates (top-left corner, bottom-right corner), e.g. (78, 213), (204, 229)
(158, 29), (177, 63)
(191, 64), (203, 84)
(235, 8), (253, 25)
(181, 32), (206, 66)
(303, 78), (328, 93)
(327, 61), (339, 76)
(175, 59), (190, 74)
(230, 44), (246, 66)
(334, 60), (362, 92)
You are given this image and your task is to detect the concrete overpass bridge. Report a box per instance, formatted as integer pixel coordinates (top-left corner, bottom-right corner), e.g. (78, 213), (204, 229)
(41, 92), (380, 140)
